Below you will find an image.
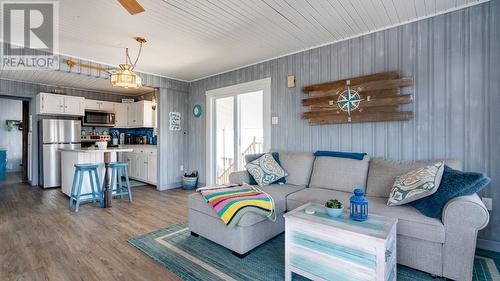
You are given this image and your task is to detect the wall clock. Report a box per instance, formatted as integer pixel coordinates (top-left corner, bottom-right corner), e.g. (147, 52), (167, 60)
(193, 104), (202, 118)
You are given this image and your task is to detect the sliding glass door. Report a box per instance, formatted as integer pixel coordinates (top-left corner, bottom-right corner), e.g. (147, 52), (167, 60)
(207, 78), (271, 185)
(214, 91), (264, 184)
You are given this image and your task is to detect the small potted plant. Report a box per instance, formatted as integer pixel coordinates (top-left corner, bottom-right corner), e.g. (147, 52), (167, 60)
(325, 199), (344, 217)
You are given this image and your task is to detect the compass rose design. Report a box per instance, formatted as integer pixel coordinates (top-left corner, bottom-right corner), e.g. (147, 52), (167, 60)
(337, 80), (364, 118)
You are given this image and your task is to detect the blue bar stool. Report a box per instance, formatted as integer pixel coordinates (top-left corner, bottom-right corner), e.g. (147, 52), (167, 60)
(106, 162), (133, 203)
(69, 164), (101, 212)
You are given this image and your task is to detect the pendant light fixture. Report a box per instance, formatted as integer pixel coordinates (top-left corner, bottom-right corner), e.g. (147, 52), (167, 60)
(110, 37), (146, 89)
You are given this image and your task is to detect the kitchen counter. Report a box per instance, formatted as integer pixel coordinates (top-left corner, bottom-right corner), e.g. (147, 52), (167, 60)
(59, 148), (132, 197)
(118, 144), (157, 149)
(59, 147), (134, 153)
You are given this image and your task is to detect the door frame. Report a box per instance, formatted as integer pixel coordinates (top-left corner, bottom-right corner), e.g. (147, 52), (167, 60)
(205, 77), (271, 185)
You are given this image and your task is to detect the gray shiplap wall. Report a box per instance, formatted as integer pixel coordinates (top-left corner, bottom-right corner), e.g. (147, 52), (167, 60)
(187, 2), (500, 242)
(157, 88), (188, 190)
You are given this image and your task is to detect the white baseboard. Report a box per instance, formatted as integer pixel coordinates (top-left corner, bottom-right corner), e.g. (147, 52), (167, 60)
(477, 238), (500, 252)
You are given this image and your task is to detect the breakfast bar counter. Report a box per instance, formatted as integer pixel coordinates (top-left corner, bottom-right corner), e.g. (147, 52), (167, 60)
(60, 147), (133, 207)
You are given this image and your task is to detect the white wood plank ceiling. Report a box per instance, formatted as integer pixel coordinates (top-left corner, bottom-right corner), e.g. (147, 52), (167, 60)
(4, 0), (491, 82)
(0, 69), (155, 95)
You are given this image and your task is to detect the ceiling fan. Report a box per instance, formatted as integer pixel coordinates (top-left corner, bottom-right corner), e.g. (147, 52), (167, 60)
(117, 0), (145, 15)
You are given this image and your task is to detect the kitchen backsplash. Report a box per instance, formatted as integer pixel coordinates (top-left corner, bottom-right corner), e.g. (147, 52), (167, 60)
(81, 126), (157, 145)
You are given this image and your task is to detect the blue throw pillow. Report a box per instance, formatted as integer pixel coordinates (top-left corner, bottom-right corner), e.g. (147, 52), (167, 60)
(245, 152), (286, 185)
(314, 150), (367, 160)
(410, 165), (490, 219)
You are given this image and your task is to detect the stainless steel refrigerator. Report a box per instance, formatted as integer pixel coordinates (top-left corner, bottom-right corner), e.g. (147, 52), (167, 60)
(39, 119), (81, 188)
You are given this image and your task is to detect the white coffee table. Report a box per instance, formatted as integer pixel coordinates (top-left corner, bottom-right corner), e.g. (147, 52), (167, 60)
(284, 202), (398, 281)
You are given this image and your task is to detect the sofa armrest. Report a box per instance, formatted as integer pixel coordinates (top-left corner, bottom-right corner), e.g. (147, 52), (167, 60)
(229, 170), (250, 185)
(442, 194), (489, 281)
(442, 193), (489, 229)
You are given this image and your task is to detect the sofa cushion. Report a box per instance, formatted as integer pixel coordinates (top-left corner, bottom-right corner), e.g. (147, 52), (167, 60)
(369, 197), (445, 243)
(286, 188), (353, 212)
(366, 158), (462, 198)
(309, 155), (370, 193)
(189, 184), (304, 227)
(277, 151), (315, 186)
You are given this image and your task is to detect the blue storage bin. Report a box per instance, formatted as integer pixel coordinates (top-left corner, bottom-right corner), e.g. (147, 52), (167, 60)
(0, 149), (6, 181)
(182, 176), (198, 190)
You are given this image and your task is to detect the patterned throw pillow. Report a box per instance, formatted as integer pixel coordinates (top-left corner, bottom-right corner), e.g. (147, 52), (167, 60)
(245, 153), (288, 186)
(387, 162), (444, 206)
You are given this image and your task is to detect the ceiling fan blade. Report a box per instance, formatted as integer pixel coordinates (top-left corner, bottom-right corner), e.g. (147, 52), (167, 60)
(117, 0), (145, 15)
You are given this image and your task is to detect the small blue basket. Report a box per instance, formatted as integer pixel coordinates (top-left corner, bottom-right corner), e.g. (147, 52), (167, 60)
(182, 176), (198, 190)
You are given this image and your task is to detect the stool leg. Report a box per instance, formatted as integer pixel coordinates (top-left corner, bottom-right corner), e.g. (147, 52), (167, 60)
(97, 169), (106, 208)
(93, 169), (101, 202)
(124, 168), (133, 202)
(118, 169), (124, 199)
(89, 169), (97, 203)
(110, 167), (116, 198)
(69, 169), (78, 210)
(75, 171), (84, 212)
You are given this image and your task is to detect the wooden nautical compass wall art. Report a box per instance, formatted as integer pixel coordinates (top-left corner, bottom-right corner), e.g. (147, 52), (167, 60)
(301, 71), (414, 125)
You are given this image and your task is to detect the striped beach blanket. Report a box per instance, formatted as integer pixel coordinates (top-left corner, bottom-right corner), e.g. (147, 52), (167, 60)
(200, 185), (276, 228)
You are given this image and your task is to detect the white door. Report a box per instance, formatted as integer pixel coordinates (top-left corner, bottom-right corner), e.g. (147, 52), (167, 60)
(141, 101), (154, 127)
(207, 78), (271, 184)
(147, 154), (157, 184)
(85, 99), (101, 111)
(43, 94), (64, 114)
(64, 96), (84, 116)
(115, 103), (128, 128)
(100, 101), (115, 112)
(128, 103), (139, 127)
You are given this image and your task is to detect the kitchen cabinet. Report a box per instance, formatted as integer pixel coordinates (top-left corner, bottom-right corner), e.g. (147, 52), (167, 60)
(113, 101), (156, 129)
(127, 102), (140, 127)
(147, 153), (157, 184)
(85, 99), (115, 112)
(114, 103), (129, 128)
(119, 147), (157, 186)
(36, 93), (85, 116)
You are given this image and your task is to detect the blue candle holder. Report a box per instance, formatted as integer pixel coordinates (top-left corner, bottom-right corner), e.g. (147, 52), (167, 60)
(350, 188), (368, 221)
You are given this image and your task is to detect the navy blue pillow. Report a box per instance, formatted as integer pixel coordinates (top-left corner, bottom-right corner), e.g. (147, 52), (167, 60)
(314, 150), (367, 160)
(245, 152), (286, 185)
(410, 165), (490, 219)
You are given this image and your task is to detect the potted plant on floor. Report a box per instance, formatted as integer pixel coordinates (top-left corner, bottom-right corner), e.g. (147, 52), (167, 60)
(325, 199), (343, 217)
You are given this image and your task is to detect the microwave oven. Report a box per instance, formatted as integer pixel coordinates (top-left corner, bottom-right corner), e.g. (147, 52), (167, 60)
(82, 110), (116, 127)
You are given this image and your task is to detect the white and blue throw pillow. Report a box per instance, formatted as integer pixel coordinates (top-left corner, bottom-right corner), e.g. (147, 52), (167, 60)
(387, 162), (444, 206)
(245, 153), (288, 186)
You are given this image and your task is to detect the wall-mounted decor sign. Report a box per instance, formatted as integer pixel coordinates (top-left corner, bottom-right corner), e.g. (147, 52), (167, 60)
(169, 112), (181, 131)
(193, 104), (202, 118)
(301, 71), (414, 125)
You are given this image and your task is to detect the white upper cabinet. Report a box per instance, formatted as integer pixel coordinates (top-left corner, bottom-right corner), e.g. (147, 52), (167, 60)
(113, 101), (156, 129)
(36, 93), (85, 116)
(85, 99), (115, 112)
(114, 103), (128, 128)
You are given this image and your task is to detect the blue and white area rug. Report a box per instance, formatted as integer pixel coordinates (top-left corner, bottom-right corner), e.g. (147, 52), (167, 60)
(128, 222), (500, 281)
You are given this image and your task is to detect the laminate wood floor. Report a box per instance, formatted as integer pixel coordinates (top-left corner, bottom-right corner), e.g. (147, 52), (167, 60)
(0, 175), (195, 281)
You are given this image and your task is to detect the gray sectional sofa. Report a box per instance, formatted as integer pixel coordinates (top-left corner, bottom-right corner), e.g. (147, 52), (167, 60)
(188, 152), (490, 281)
